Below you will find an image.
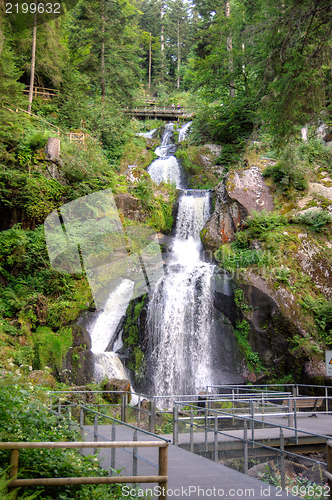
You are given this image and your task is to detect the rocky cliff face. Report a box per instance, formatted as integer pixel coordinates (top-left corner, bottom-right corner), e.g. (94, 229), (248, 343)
(201, 166), (274, 249)
(200, 163), (332, 385)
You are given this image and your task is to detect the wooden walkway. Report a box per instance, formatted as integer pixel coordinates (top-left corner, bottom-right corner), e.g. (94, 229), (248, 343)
(83, 424), (302, 499)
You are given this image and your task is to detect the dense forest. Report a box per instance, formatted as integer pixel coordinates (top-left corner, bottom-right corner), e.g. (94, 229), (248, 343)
(0, 0), (331, 497)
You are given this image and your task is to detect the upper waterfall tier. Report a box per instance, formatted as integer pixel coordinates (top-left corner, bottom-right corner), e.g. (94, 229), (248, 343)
(147, 122), (184, 188)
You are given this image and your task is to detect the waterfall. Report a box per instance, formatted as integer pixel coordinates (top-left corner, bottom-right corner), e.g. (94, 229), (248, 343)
(88, 279), (134, 382)
(146, 190), (220, 396)
(148, 123), (183, 188)
(178, 121), (192, 142)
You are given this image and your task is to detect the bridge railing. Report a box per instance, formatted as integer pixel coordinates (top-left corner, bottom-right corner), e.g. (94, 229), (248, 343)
(173, 401), (330, 494)
(52, 399), (169, 487)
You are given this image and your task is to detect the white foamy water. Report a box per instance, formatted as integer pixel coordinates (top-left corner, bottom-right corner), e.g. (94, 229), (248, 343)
(147, 122), (183, 188)
(178, 121), (192, 142)
(88, 279), (134, 382)
(94, 352), (128, 382)
(146, 191), (216, 396)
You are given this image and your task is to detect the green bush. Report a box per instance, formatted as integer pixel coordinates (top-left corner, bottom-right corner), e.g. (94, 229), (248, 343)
(300, 296), (332, 346)
(32, 326), (73, 370)
(214, 245), (273, 270)
(0, 373), (142, 499)
(295, 209), (331, 232)
(263, 162), (307, 191)
(245, 211), (287, 239)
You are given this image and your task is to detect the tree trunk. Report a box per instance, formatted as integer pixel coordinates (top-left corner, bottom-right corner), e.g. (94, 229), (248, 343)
(148, 32), (152, 89)
(101, 1), (106, 103)
(27, 9), (37, 113)
(160, 3), (165, 79)
(225, 0), (235, 98)
(177, 19), (180, 89)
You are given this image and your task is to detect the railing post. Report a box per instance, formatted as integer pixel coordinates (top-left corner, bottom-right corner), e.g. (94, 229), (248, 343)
(93, 415), (98, 454)
(214, 413), (218, 462)
(243, 420), (248, 474)
(9, 448), (19, 494)
(111, 422), (116, 474)
(326, 440), (332, 499)
(326, 387), (329, 414)
(133, 429), (137, 476)
(121, 393), (127, 423)
(190, 407), (194, 453)
(173, 405), (178, 446)
(294, 400), (298, 445)
(250, 400), (254, 443)
(288, 397), (293, 427)
(149, 400), (156, 434)
(205, 407), (208, 453)
(280, 428), (285, 490)
(58, 401), (61, 415)
(137, 395), (141, 428)
(158, 445), (168, 500)
(80, 407), (84, 433)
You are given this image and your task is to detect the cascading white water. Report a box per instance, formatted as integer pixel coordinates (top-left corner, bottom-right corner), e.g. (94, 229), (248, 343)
(178, 121), (192, 142)
(146, 190), (217, 396)
(148, 123), (183, 188)
(88, 279), (134, 382)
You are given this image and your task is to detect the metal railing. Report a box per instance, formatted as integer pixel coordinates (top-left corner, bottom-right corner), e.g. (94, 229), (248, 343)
(172, 401), (331, 494)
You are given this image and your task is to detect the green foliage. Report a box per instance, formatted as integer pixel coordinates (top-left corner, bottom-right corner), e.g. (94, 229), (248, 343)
(300, 297), (332, 346)
(295, 210), (331, 233)
(263, 162), (307, 192)
(33, 326), (73, 370)
(214, 245), (273, 270)
(0, 472), (38, 499)
(0, 373), (141, 499)
(244, 211), (287, 239)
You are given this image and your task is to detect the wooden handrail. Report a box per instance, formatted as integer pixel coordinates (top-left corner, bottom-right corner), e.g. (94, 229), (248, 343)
(327, 440), (332, 499)
(2, 440), (168, 499)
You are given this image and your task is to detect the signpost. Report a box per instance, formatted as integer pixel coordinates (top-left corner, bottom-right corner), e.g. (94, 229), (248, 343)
(325, 351), (332, 377)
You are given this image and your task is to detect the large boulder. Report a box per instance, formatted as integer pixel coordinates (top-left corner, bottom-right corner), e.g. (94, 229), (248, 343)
(226, 166), (274, 214)
(201, 166), (274, 250)
(201, 183), (248, 250)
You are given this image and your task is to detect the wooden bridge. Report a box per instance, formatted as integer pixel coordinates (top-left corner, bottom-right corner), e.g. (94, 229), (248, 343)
(124, 106), (195, 120)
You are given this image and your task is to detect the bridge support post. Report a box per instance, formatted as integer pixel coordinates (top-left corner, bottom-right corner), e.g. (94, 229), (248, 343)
(133, 429), (137, 476)
(204, 407), (208, 453)
(110, 423), (116, 474)
(279, 428), (285, 490)
(173, 405), (178, 446)
(149, 400), (156, 434)
(80, 408), (84, 433)
(288, 397), (293, 427)
(121, 394), (127, 423)
(214, 414), (218, 462)
(294, 400), (298, 445)
(326, 440), (332, 499)
(158, 445), (168, 499)
(243, 420), (248, 474)
(190, 408), (194, 453)
(93, 415), (98, 455)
